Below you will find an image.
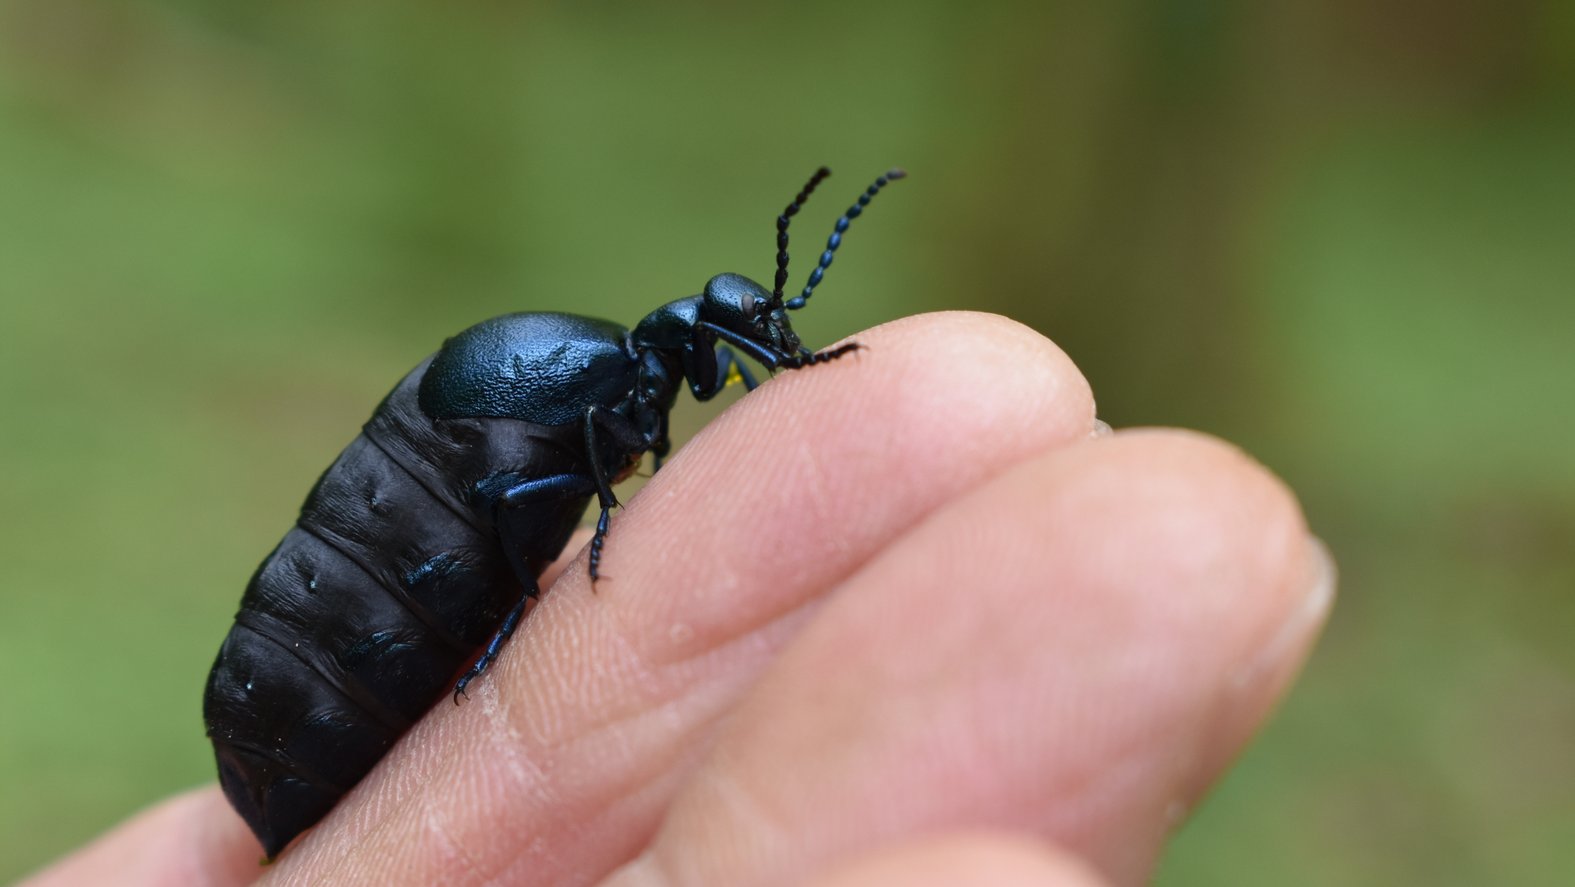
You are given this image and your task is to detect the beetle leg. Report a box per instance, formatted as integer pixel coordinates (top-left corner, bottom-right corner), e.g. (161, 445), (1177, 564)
(453, 572), (540, 703)
(779, 341), (861, 369)
(582, 407), (649, 584)
(716, 346), (760, 392)
(699, 322), (786, 369)
(703, 322), (860, 371)
(681, 324), (725, 398)
(492, 472), (599, 507)
(494, 472), (598, 582)
(589, 406), (617, 582)
(651, 412), (672, 473)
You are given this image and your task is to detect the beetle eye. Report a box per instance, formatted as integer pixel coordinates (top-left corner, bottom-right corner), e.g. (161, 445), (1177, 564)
(740, 291), (755, 316)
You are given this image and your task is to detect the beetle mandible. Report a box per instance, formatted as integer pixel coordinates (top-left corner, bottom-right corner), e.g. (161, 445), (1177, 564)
(202, 167), (905, 858)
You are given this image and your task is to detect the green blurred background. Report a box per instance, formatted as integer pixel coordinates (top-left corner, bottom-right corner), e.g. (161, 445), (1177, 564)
(2, 1), (1571, 883)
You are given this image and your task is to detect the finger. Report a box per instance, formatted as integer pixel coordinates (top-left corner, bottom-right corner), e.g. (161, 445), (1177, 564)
(18, 787), (260, 887)
(607, 431), (1334, 887)
(802, 833), (1108, 887)
(264, 313), (1098, 885)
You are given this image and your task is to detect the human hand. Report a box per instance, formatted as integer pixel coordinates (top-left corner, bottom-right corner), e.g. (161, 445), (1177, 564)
(23, 313), (1333, 887)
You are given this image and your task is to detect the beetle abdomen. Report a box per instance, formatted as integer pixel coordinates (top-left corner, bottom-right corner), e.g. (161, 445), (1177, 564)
(204, 427), (517, 857)
(205, 358), (603, 856)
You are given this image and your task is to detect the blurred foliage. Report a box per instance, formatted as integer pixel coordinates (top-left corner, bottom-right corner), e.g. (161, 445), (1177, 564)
(2, 0), (1572, 882)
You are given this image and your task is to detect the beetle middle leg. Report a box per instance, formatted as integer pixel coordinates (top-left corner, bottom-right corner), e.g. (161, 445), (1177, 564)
(582, 407), (649, 583)
(651, 412), (672, 473)
(716, 345), (759, 392)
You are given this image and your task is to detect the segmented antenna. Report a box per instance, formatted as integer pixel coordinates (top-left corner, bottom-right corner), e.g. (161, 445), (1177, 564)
(772, 167), (832, 307)
(786, 168), (906, 310)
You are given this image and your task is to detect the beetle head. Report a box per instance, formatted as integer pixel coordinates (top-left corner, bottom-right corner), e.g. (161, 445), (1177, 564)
(702, 272), (801, 354)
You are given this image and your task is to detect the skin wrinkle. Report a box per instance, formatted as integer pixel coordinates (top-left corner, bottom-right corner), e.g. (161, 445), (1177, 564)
(650, 751), (799, 887)
(475, 718), (707, 887)
(570, 586), (795, 756)
(481, 681), (562, 822)
(543, 592), (672, 735)
(457, 657), (561, 879)
(385, 710), (546, 887)
(420, 802), (485, 887)
(542, 595), (823, 818)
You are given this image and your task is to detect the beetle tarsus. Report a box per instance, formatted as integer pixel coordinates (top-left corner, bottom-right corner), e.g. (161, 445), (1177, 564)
(784, 341), (861, 369)
(453, 585), (534, 700)
(588, 506), (612, 585)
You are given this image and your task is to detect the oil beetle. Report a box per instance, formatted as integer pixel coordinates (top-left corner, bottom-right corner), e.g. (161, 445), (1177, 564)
(203, 167), (905, 858)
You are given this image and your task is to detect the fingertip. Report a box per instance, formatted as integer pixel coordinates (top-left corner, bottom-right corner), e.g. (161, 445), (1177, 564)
(840, 310), (1097, 437)
(697, 310), (1098, 471)
(1068, 428), (1313, 636)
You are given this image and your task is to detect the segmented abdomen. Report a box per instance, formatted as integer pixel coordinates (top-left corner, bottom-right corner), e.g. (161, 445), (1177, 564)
(204, 430), (515, 857)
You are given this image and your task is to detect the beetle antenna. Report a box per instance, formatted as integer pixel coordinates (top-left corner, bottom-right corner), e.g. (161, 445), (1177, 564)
(772, 167), (832, 308)
(786, 168), (906, 310)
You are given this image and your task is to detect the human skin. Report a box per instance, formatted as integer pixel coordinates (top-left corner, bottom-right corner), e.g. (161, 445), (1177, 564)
(22, 312), (1333, 887)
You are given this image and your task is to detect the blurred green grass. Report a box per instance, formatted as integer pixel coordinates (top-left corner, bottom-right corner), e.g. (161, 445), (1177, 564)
(2, 1), (1572, 882)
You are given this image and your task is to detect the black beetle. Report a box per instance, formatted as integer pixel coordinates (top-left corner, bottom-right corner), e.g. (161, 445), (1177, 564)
(202, 167), (904, 858)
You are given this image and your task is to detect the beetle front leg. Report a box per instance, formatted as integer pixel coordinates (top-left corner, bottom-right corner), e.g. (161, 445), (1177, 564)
(651, 412), (672, 473)
(702, 322), (861, 372)
(778, 340), (861, 369)
(700, 322), (786, 369)
(716, 345), (759, 392)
